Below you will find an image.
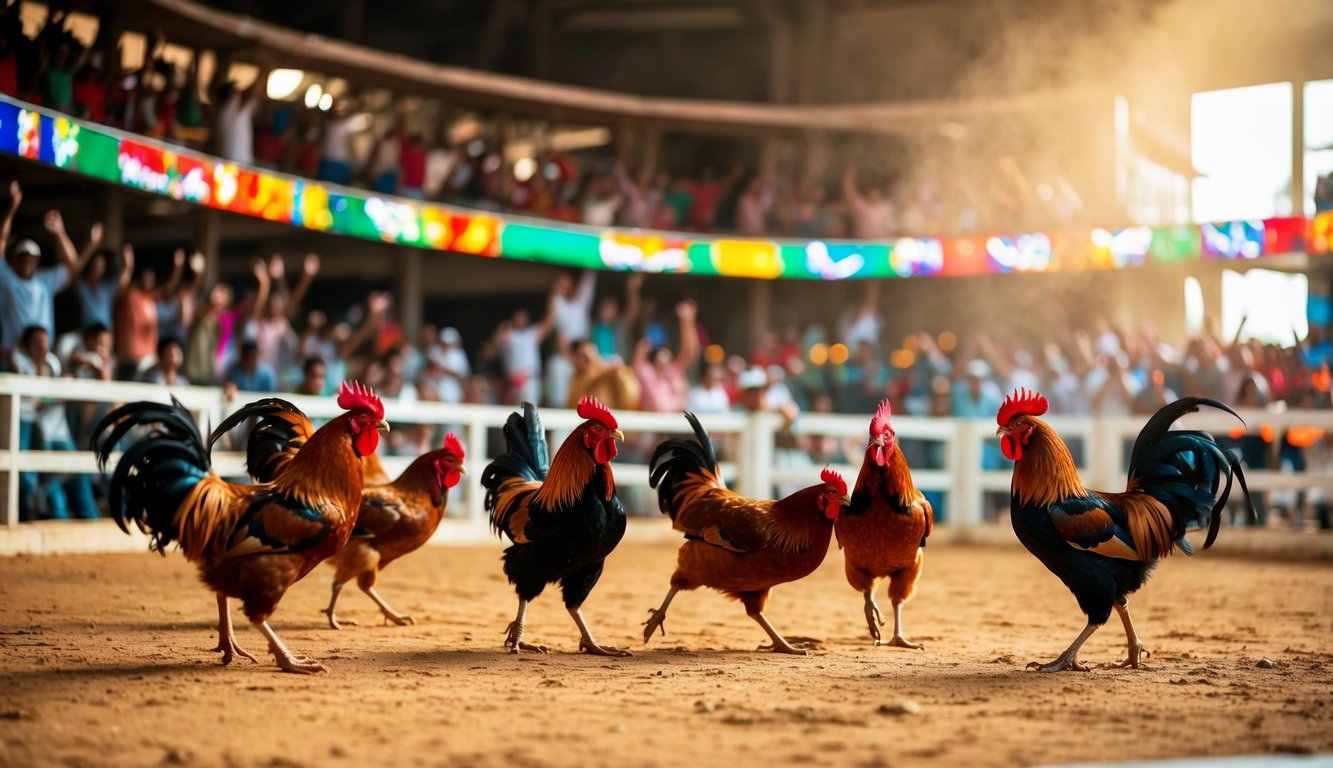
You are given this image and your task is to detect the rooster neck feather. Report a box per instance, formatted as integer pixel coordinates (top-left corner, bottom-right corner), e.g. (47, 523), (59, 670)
(1012, 419), (1086, 508)
(766, 485), (832, 552)
(534, 430), (598, 509)
(387, 450), (454, 508)
(853, 445), (916, 507)
(272, 415), (363, 514)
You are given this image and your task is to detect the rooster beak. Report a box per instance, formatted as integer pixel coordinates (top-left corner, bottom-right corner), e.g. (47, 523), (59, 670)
(995, 426), (1008, 437)
(610, 428), (625, 442)
(377, 419), (391, 433)
(840, 494), (851, 507)
(457, 464), (468, 476)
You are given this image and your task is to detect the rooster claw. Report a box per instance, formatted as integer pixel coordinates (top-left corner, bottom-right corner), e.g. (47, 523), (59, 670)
(580, 639), (633, 657)
(322, 608), (356, 630)
(757, 642), (810, 656)
(642, 608), (667, 644)
(508, 642), (549, 654)
(875, 636), (925, 650)
(211, 640), (258, 666)
(1100, 646), (1151, 670)
(1026, 657), (1089, 673)
(383, 613), (415, 626)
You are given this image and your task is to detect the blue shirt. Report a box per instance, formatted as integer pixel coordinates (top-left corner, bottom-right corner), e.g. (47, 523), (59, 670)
(0, 258), (67, 351)
(224, 362), (278, 392)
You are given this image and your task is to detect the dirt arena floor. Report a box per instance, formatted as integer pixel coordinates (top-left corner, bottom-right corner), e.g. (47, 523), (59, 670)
(1, 538), (1330, 768)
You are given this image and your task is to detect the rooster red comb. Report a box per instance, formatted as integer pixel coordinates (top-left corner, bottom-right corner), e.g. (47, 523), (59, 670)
(820, 467), (848, 496)
(576, 396), (618, 429)
(337, 380), (385, 420)
(442, 432), (465, 460)
(870, 399), (893, 436)
(997, 388), (1048, 426)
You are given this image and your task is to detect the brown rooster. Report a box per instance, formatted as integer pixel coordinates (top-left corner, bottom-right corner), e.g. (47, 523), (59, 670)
(837, 399), (933, 648)
(92, 382), (388, 674)
(322, 433), (468, 629)
(644, 412), (849, 655)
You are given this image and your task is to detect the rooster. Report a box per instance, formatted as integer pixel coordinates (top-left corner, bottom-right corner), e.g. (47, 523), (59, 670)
(837, 399), (933, 648)
(996, 389), (1253, 672)
(481, 397), (630, 656)
(92, 382), (387, 674)
(644, 412), (849, 655)
(322, 434), (468, 629)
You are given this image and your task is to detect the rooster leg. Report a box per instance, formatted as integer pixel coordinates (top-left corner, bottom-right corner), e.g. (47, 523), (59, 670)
(254, 620), (326, 674)
(751, 613), (810, 656)
(1026, 621), (1099, 672)
(504, 599), (548, 654)
(862, 590), (885, 642)
(364, 587), (415, 626)
(642, 587), (679, 644)
(210, 594), (257, 665)
(322, 582), (358, 630)
(876, 601), (925, 650)
(571, 607), (633, 657)
(1103, 601), (1150, 669)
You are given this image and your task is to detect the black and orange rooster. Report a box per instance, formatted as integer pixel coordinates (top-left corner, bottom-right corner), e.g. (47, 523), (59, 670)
(481, 397), (630, 656)
(997, 389), (1252, 672)
(837, 399), (933, 648)
(322, 433), (468, 629)
(92, 382), (388, 674)
(644, 412), (849, 655)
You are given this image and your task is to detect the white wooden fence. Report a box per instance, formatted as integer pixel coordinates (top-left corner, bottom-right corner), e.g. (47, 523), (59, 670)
(3, 374), (1333, 553)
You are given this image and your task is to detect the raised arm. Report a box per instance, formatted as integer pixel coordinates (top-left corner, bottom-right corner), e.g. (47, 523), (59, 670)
(675, 299), (700, 370)
(248, 259), (271, 324)
(153, 249), (185, 300)
(0, 180), (19, 250)
(340, 292), (391, 358)
(42, 210), (81, 281)
(116, 244), (134, 293)
(285, 254), (320, 316)
(75, 222), (105, 280)
(623, 271), (643, 329)
(842, 167), (866, 212)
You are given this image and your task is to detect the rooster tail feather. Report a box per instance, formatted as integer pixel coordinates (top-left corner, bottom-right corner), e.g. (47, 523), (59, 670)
(92, 398), (234, 557)
(207, 397), (311, 482)
(648, 412), (721, 519)
(481, 402), (549, 523)
(1127, 398), (1253, 552)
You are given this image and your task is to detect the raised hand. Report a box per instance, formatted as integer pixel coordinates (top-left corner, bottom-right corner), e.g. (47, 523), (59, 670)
(172, 249), (186, 268)
(676, 299), (697, 320)
(302, 253), (321, 276)
(7, 180), (20, 209)
(268, 255), (285, 280)
(89, 222), (104, 245)
(122, 243), (135, 271)
(43, 209), (66, 235)
(189, 251), (206, 274)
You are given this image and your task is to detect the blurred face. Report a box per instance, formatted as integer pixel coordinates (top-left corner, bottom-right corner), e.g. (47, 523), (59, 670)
(161, 343), (183, 370)
(136, 270), (156, 291)
(574, 343), (597, 373)
(513, 310), (530, 329)
(419, 324), (438, 349)
(596, 297), (617, 323)
(87, 254), (106, 281)
(12, 251), (38, 280)
(24, 329), (49, 359)
(303, 363), (326, 391)
(241, 348), (258, 369)
(553, 275), (573, 297)
(85, 329), (111, 355)
(653, 347), (673, 369)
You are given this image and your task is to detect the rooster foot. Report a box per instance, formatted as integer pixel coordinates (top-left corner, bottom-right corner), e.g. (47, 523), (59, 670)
(1101, 646), (1151, 670)
(322, 609), (357, 630)
(757, 641), (810, 656)
(211, 639), (258, 666)
(503, 622), (549, 654)
(875, 635), (925, 650)
(1026, 656), (1089, 673)
(382, 612), (415, 627)
(580, 638), (634, 657)
(274, 654), (327, 675)
(642, 608), (667, 643)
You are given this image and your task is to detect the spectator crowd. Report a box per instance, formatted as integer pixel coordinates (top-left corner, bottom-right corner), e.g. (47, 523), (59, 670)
(0, 2), (1089, 241)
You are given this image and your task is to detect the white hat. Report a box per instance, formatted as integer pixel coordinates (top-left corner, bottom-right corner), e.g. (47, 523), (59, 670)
(439, 327), (461, 344)
(738, 367), (768, 390)
(10, 239), (39, 258)
(965, 358), (991, 378)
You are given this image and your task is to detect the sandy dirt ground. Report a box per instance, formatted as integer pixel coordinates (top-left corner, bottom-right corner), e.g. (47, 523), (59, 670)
(1, 539), (1330, 768)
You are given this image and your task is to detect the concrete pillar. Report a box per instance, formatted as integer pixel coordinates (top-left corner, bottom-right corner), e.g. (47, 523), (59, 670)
(529, 1), (553, 80)
(793, 0), (829, 104)
(640, 122), (661, 179)
(193, 209), (221, 287)
(98, 188), (124, 250)
(397, 248), (424, 342)
(766, 14), (792, 105)
(1292, 80), (1305, 217)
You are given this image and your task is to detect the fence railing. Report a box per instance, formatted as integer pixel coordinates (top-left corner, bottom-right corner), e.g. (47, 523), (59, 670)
(4, 374), (1333, 538)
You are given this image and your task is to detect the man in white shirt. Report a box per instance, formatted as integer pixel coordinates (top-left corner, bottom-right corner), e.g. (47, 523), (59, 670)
(843, 167), (899, 239)
(551, 270), (595, 343)
(214, 63), (269, 166)
(319, 99), (361, 186)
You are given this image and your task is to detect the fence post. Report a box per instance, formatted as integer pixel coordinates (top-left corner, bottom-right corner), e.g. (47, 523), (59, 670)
(464, 414), (488, 525)
(0, 389), (17, 525)
(954, 420), (982, 534)
(737, 411), (778, 499)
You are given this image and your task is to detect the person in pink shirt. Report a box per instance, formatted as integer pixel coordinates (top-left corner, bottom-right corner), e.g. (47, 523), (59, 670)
(633, 300), (699, 413)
